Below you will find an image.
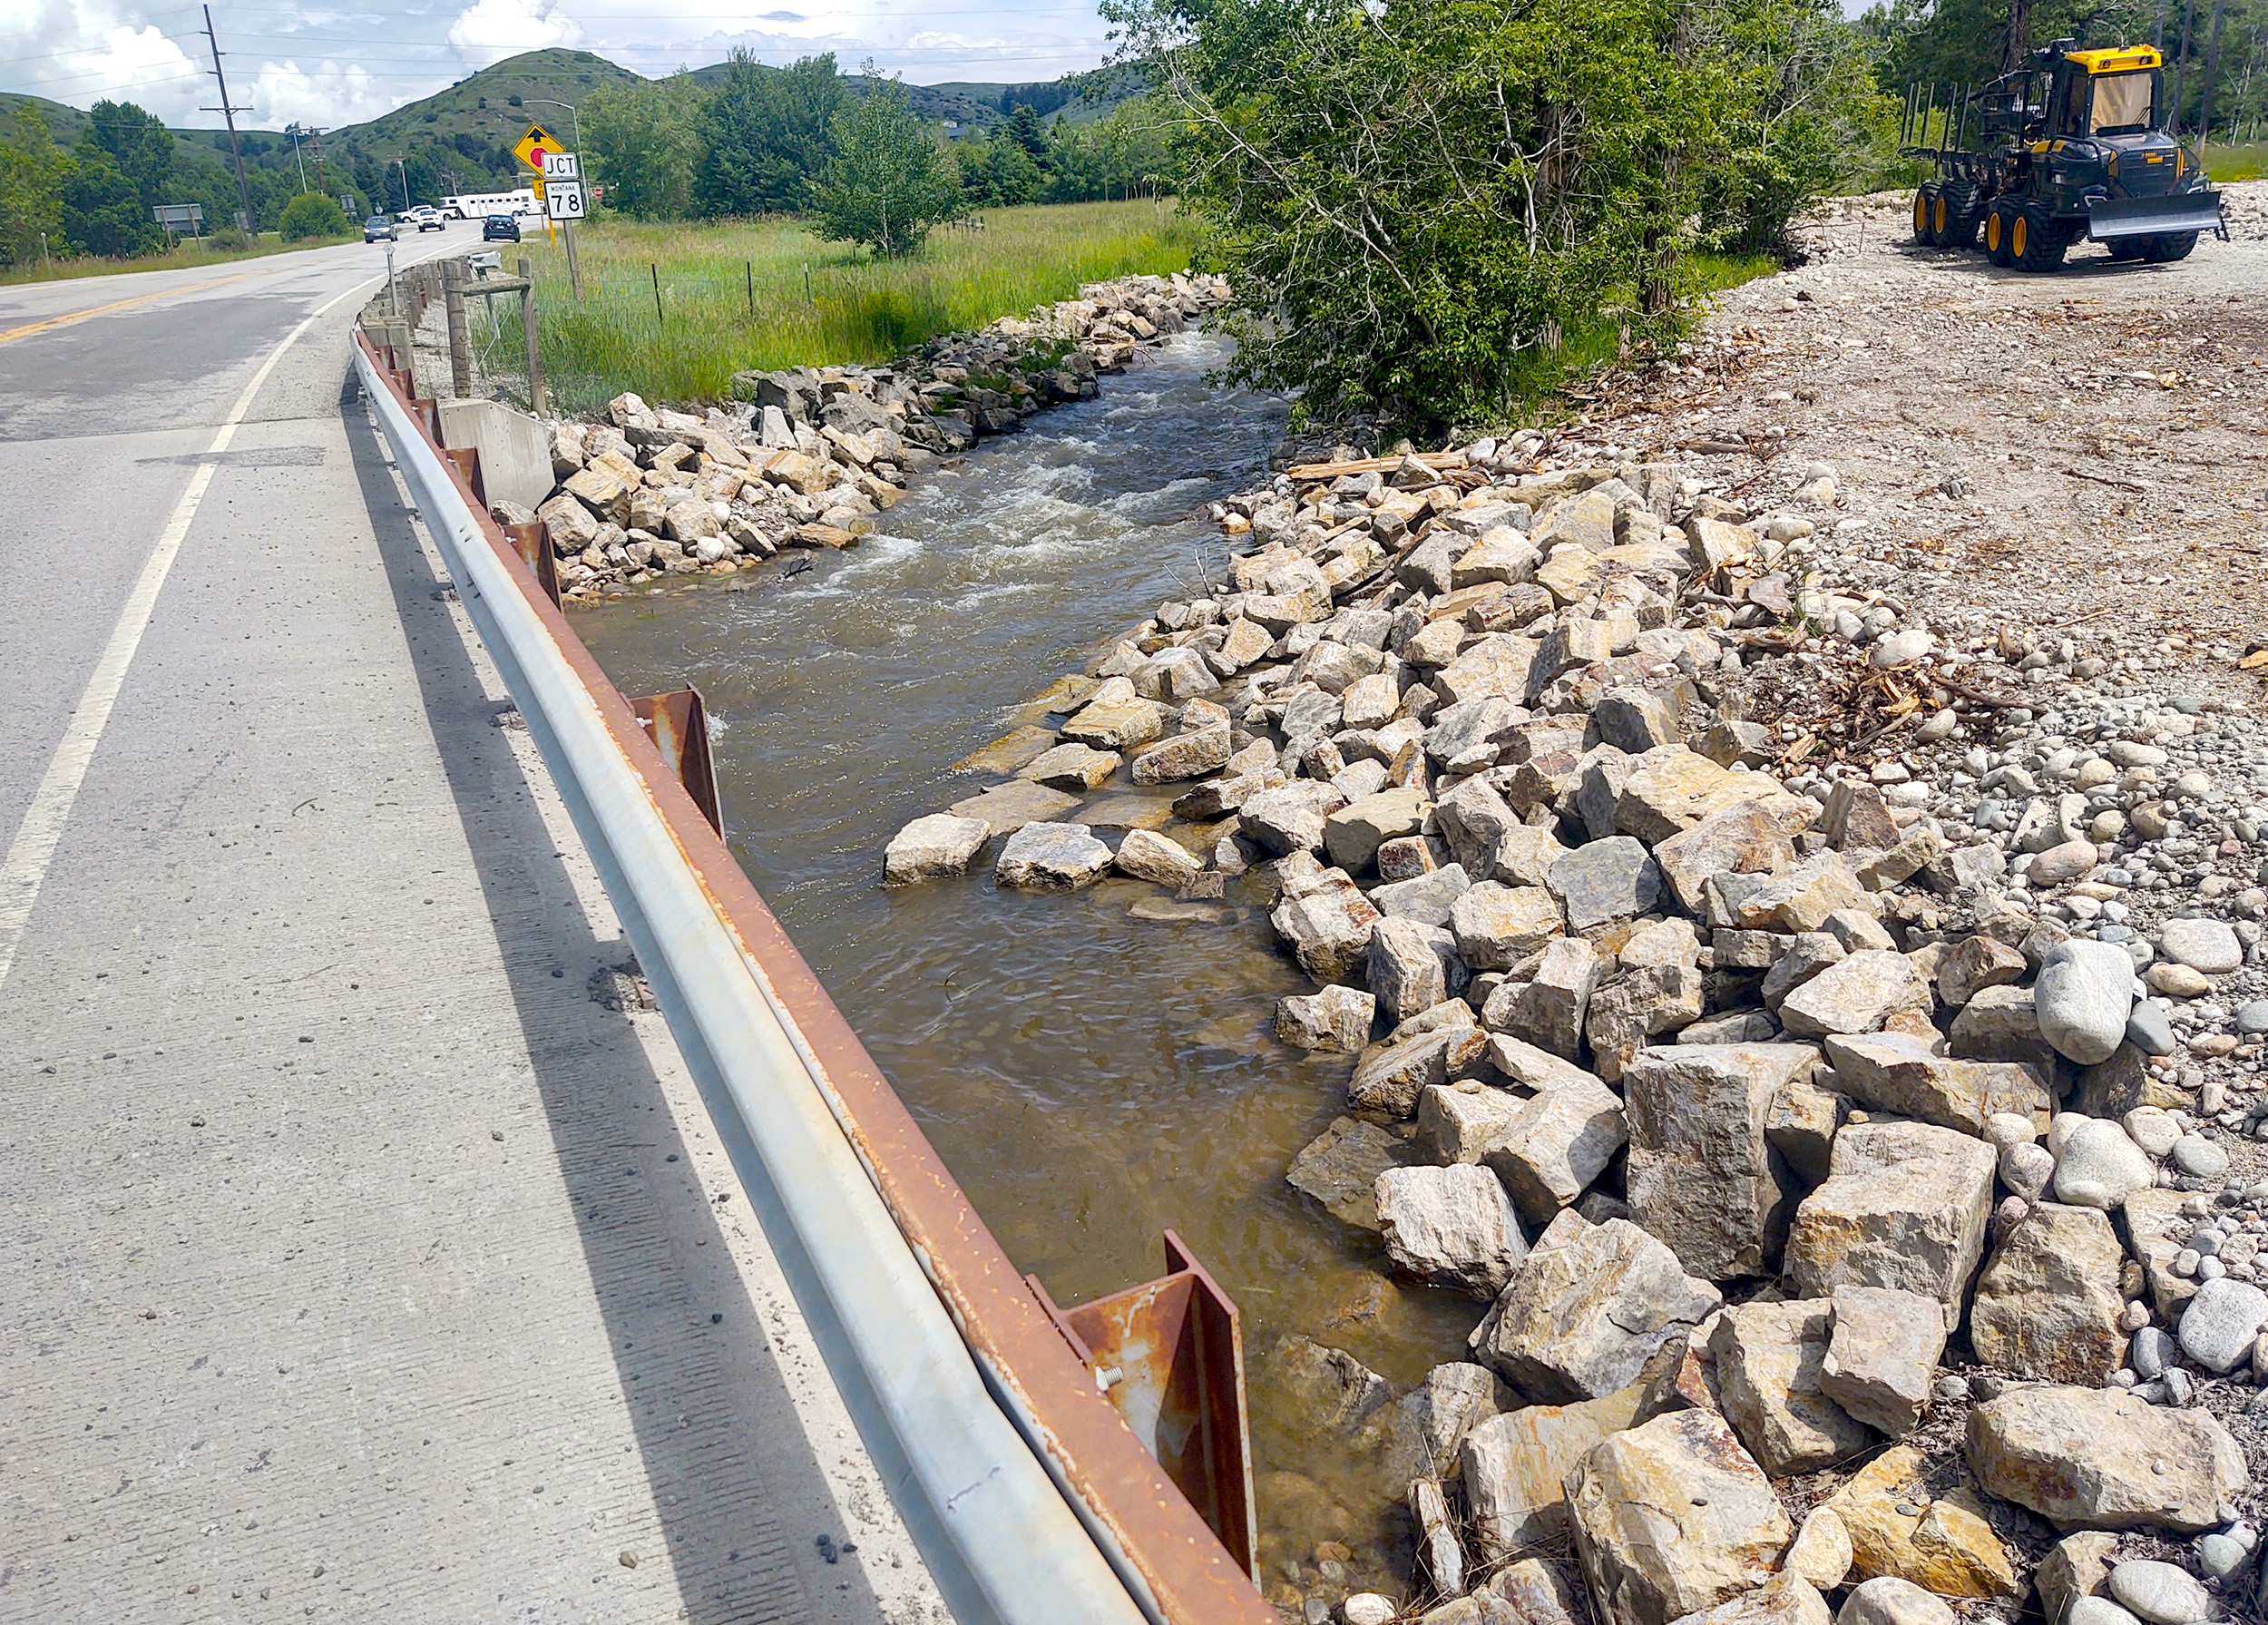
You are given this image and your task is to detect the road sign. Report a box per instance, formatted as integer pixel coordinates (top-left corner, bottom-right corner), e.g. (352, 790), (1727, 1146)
(541, 150), (580, 181)
(545, 181), (586, 220)
(512, 124), (559, 174)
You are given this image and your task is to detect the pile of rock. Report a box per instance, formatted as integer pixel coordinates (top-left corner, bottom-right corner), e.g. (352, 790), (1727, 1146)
(881, 425), (2265, 1623)
(502, 272), (1230, 602)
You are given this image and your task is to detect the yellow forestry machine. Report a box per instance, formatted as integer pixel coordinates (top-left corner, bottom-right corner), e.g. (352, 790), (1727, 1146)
(1902, 41), (2228, 270)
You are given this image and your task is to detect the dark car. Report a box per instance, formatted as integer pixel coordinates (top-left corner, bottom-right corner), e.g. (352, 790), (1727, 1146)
(364, 214), (396, 242)
(483, 213), (521, 243)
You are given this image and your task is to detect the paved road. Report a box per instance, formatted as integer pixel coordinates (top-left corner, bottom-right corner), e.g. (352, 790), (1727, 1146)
(0, 228), (943, 1621)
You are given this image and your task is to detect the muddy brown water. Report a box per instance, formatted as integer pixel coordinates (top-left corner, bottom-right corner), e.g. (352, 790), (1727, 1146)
(577, 332), (1472, 1593)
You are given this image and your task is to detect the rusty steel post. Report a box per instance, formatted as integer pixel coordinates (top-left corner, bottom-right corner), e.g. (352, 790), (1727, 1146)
(631, 688), (723, 837)
(502, 519), (562, 609)
(442, 445), (485, 509)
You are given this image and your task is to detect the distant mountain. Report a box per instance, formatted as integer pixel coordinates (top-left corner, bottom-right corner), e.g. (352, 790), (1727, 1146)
(2, 48), (1146, 220)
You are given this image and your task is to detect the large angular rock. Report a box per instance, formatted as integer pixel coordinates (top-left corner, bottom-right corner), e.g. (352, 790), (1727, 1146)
(1271, 865), (1383, 984)
(1825, 1445), (2019, 1598)
(1653, 800), (1798, 915)
(2036, 1532), (2120, 1625)
(1614, 749), (1811, 847)
(1277, 985), (1375, 1052)
(1484, 1077), (1628, 1226)
(1549, 837), (1665, 930)
(1949, 984), (2064, 1076)
(1325, 786), (1430, 873)
(1371, 915), (1452, 1023)
(1241, 779), (1347, 856)
(994, 821), (1112, 889)
(1286, 1116), (1412, 1230)
(1585, 921), (1705, 1082)
(1487, 1033), (1601, 1092)
(1710, 1298), (1872, 1475)
(2034, 940), (2137, 1067)
(1374, 863), (1473, 927)
(1462, 1387), (1643, 1559)
(1966, 1385), (2249, 1532)
(1471, 1216), (1722, 1403)
(1020, 740), (1121, 791)
(1376, 1164), (1530, 1298)
(1818, 1287), (1944, 1437)
(1936, 935), (2028, 1010)
(1452, 882), (1565, 970)
(1967, 1203), (2126, 1385)
(1351, 1023), (1490, 1117)
(1432, 774), (1524, 882)
(1732, 851), (1869, 934)
(1776, 951), (1932, 1040)
(1565, 1408), (1793, 1625)
(1765, 1074), (1847, 1188)
(1113, 827), (1203, 887)
(1823, 1033), (2050, 1136)
(1624, 1044), (1816, 1282)
(1403, 1360), (1508, 1480)
(1504, 936), (1601, 1057)
(1061, 678), (1166, 749)
(883, 813), (991, 885)
(1128, 722), (1230, 785)
(1784, 1121), (1998, 1326)
(1421, 1082), (1528, 1164)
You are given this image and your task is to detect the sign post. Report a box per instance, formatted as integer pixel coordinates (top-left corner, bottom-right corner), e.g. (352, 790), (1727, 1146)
(540, 148), (586, 301)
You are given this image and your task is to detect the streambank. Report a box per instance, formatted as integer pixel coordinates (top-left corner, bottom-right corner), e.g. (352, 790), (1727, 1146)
(496, 271), (1230, 602)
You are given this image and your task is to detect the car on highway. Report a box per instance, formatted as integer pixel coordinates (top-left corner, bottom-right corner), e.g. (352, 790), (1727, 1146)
(364, 214), (396, 242)
(405, 206), (445, 232)
(482, 213), (522, 243)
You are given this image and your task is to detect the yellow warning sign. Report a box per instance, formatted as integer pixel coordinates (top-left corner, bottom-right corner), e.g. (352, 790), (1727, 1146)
(512, 124), (559, 173)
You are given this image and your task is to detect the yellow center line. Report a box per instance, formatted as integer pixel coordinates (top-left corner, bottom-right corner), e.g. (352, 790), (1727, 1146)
(0, 270), (261, 347)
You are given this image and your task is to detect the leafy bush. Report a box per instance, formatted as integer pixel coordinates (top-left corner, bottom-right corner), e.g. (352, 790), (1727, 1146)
(1109, 0), (1890, 434)
(279, 191), (350, 240)
(809, 68), (963, 257)
(63, 156), (159, 257)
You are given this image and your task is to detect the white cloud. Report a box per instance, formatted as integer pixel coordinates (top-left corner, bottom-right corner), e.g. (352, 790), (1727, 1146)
(0, 2), (207, 122)
(446, 0), (584, 68)
(249, 59), (398, 128)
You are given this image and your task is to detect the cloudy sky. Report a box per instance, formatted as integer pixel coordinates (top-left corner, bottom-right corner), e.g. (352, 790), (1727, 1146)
(1, 0), (1120, 130)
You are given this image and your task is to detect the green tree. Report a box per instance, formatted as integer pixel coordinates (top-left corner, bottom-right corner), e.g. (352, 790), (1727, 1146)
(1108, 0), (1888, 434)
(63, 155), (161, 256)
(1003, 102), (1054, 162)
(957, 134), (1045, 205)
(77, 99), (173, 213)
(279, 190), (351, 240)
(0, 106), (75, 266)
(695, 50), (848, 216)
(809, 67), (963, 255)
(584, 73), (703, 219)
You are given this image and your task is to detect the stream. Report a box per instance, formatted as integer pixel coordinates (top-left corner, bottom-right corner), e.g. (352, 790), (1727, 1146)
(578, 331), (1475, 1596)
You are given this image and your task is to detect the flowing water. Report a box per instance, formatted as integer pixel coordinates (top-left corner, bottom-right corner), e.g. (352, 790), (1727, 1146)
(579, 332), (1477, 1595)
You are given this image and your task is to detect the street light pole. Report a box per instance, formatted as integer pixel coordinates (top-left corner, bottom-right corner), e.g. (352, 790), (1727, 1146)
(287, 122), (308, 191)
(523, 97), (580, 148)
(392, 156), (410, 211)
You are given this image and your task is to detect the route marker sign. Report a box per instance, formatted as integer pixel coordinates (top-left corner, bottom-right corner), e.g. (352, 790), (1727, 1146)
(545, 181), (586, 220)
(541, 150), (580, 181)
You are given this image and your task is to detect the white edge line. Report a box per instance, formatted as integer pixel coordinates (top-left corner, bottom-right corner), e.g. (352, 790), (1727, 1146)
(0, 270), (385, 995)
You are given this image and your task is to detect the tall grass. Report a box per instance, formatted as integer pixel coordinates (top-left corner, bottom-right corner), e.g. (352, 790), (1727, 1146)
(489, 200), (1200, 413)
(2203, 140), (2268, 183)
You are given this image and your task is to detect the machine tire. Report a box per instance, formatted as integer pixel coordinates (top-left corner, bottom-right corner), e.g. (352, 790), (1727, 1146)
(1937, 181), (1981, 250)
(1912, 184), (1941, 247)
(2012, 204), (2068, 272)
(2139, 231), (2199, 261)
(1984, 201), (2019, 267)
(2105, 240), (2146, 260)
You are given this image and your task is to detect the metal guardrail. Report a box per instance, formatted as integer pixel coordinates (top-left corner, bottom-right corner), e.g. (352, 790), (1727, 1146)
(350, 328), (1273, 1625)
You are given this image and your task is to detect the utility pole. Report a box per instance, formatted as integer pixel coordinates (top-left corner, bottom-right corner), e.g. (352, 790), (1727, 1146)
(392, 156), (410, 211)
(286, 122), (308, 192)
(200, 5), (259, 240)
(308, 124), (327, 193)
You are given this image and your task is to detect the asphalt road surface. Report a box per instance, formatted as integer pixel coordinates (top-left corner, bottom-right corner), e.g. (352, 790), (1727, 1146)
(0, 225), (943, 1621)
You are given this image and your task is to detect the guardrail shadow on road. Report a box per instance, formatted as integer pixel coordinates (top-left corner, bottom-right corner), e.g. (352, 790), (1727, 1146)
(340, 378), (883, 1624)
